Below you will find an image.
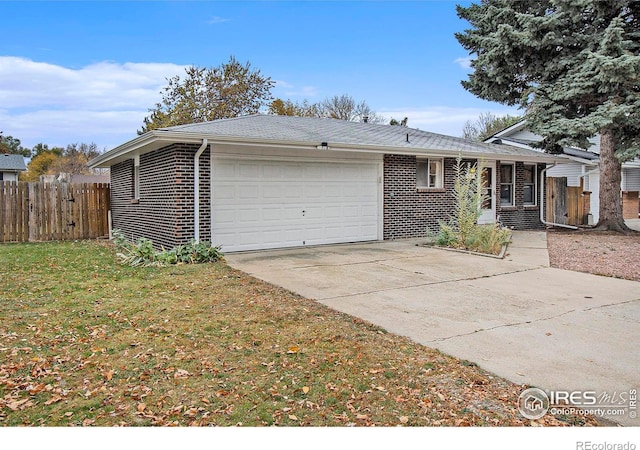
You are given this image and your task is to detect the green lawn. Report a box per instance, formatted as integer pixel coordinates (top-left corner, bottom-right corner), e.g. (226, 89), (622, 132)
(0, 241), (595, 426)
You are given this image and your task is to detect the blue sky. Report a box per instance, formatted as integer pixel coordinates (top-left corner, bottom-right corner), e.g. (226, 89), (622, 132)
(0, 0), (518, 151)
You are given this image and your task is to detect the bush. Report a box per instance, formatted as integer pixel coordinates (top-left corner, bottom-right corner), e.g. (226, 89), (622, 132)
(433, 157), (511, 256)
(112, 229), (223, 267)
(465, 224), (512, 255)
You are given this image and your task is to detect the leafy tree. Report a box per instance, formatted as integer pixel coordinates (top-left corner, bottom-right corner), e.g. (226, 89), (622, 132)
(21, 142), (101, 181)
(462, 112), (521, 141)
(268, 98), (320, 117)
(269, 94), (385, 124)
(31, 143), (63, 158)
(319, 94), (385, 123)
(139, 56), (274, 133)
(390, 117), (408, 127)
(456, 0), (640, 232)
(55, 142), (101, 175)
(21, 152), (61, 181)
(0, 134), (31, 158)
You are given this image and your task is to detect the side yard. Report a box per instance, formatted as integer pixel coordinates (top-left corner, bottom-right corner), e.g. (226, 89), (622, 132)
(547, 230), (640, 282)
(0, 241), (596, 427)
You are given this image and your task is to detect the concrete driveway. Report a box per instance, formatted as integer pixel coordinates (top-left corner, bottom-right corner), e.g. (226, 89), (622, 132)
(226, 232), (640, 425)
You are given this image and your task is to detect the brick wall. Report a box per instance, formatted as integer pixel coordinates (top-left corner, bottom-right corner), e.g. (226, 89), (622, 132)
(496, 161), (546, 229)
(110, 143), (211, 249)
(383, 155), (456, 239)
(622, 191), (639, 219)
(383, 156), (545, 239)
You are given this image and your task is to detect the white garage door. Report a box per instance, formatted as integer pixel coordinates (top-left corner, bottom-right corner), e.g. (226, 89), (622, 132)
(212, 158), (381, 252)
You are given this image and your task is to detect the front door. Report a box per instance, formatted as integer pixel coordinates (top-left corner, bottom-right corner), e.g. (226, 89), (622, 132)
(478, 162), (496, 224)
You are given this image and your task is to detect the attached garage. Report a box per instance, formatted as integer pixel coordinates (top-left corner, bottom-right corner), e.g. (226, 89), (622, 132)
(211, 156), (382, 252)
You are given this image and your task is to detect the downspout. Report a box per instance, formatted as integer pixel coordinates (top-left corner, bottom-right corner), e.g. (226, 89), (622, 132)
(540, 163), (578, 229)
(194, 139), (208, 243)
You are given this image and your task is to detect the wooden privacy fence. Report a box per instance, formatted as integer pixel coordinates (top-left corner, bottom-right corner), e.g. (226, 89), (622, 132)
(546, 177), (590, 226)
(0, 181), (110, 243)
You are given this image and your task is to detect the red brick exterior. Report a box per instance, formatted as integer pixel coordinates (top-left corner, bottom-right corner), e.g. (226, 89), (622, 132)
(622, 191), (639, 219)
(495, 161), (546, 230)
(383, 155), (455, 238)
(110, 143), (210, 249)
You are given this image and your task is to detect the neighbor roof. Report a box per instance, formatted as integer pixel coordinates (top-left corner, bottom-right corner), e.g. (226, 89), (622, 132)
(0, 153), (27, 171)
(90, 114), (559, 168)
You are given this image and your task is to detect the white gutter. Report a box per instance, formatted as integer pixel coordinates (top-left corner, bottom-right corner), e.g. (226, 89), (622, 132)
(194, 139), (208, 243)
(540, 164), (578, 229)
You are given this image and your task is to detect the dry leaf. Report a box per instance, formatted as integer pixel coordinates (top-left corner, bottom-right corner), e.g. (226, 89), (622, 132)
(302, 386), (310, 394)
(137, 402), (146, 412)
(287, 346), (299, 354)
(399, 416), (409, 424)
(288, 414), (298, 421)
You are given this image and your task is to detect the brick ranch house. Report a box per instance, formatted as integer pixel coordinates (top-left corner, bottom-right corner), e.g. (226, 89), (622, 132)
(89, 114), (560, 252)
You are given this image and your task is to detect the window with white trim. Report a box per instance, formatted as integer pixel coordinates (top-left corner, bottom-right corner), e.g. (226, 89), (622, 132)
(417, 158), (443, 189)
(523, 164), (537, 206)
(500, 163), (514, 206)
(133, 155), (140, 200)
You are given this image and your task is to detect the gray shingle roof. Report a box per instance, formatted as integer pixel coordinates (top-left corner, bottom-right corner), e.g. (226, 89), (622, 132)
(160, 114), (553, 159)
(0, 153), (27, 171)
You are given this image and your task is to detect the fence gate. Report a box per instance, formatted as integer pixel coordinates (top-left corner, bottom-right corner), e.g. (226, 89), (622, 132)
(546, 177), (588, 226)
(0, 181), (110, 243)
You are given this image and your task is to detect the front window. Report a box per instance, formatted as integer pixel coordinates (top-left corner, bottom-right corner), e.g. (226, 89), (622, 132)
(417, 159), (443, 189)
(500, 163), (514, 206)
(523, 164), (537, 206)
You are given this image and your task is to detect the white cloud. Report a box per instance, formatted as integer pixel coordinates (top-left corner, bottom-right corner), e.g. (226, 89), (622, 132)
(454, 56), (473, 70)
(0, 57), (187, 149)
(273, 80), (319, 99)
(379, 106), (520, 137)
(207, 16), (229, 25)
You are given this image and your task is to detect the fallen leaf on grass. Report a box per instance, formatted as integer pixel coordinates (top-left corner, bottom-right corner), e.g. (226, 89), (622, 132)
(173, 369), (190, 378)
(287, 346), (299, 354)
(44, 395), (63, 405)
(302, 386), (310, 394)
(137, 403), (147, 413)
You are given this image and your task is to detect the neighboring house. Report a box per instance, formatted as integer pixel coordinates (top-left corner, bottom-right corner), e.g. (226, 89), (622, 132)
(485, 121), (640, 223)
(89, 114), (559, 252)
(0, 154), (27, 182)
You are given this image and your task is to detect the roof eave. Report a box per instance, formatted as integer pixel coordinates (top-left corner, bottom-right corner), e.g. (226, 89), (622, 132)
(90, 129), (560, 168)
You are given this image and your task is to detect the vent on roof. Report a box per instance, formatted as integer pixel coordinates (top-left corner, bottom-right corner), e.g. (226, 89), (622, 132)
(363, 116), (369, 123)
(493, 139), (502, 144)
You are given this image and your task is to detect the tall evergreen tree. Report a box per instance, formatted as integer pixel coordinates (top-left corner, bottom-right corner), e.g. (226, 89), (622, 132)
(456, 0), (640, 231)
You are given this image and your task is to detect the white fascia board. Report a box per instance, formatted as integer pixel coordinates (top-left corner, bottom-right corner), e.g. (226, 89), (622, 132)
(484, 120), (528, 140)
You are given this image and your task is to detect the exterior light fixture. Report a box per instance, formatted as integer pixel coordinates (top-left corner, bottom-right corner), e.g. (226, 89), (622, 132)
(316, 142), (329, 150)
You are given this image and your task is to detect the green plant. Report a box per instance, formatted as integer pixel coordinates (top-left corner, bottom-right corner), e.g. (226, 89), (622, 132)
(433, 157), (511, 255)
(465, 224), (512, 255)
(111, 229), (223, 266)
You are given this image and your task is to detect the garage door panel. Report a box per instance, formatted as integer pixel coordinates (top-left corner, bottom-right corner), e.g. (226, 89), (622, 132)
(238, 185), (259, 199)
(212, 158), (380, 252)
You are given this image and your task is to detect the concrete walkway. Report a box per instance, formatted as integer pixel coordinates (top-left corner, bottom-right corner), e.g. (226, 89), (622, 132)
(226, 233), (640, 426)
